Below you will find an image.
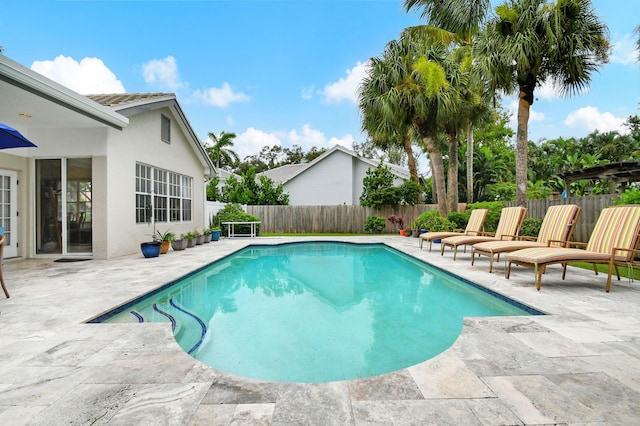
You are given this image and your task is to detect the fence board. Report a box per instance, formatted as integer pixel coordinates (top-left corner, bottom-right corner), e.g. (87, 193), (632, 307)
(248, 195), (618, 240)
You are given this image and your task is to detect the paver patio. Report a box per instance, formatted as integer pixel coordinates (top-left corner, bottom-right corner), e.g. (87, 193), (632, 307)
(1, 236), (639, 425)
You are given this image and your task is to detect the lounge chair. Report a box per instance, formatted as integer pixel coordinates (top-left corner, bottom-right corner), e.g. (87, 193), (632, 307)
(471, 204), (581, 272)
(0, 235), (8, 298)
(440, 206), (528, 260)
(418, 208), (488, 251)
(506, 205), (640, 292)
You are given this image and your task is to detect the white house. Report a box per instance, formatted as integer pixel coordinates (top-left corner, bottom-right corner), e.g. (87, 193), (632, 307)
(259, 145), (410, 205)
(0, 55), (214, 259)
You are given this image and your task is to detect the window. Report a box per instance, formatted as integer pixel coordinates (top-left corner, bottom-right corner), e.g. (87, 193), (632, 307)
(135, 163), (193, 223)
(161, 114), (171, 143)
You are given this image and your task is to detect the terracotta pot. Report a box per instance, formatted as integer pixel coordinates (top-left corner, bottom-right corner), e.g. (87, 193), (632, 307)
(160, 241), (171, 254)
(399, 229), (407, 236)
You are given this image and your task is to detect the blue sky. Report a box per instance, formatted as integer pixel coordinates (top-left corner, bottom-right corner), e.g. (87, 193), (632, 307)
(1, 0), (638, 170)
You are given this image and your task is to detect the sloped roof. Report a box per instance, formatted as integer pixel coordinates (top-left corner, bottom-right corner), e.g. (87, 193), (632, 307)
(87, 93), (174, 108)
(258, 144), (410, 185)
(88, 92), (215, 176)
(260, 164), (308, 184)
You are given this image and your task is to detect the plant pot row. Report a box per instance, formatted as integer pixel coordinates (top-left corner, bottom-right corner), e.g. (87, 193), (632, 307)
(169, 229), (222, 252)
(141, 230), (222, 257)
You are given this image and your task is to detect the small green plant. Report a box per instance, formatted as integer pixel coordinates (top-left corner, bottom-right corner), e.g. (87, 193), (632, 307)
(209, 213), (221, 230)
(193, 228), (202, 237)
(184, 231), (196, 240)
(364, 215), (386, 233)
(154, 229), (175, 242)
(203, 228), (212, 235)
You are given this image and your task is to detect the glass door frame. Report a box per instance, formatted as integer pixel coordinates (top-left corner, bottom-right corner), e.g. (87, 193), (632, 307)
(34, 157), (93, 257)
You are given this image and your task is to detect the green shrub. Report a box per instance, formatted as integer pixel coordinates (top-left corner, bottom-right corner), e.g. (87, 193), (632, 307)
(520, 218), (543, 237)
(364, 215), (386, 233)
(446, 212), (467, 230)
(615, 187), (640, 205)
(414, 210), (454, 232)
(216, 203), (261, 235)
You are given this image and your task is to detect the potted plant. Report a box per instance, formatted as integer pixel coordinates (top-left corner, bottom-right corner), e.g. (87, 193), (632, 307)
(202, 228), (212, 243)
(155, 230), (175, 254)
(194, 228), (203, 245)
(388, 214), (405, 235)
(140, 240), (161, 258)
(171, 234), (188, 251)
(184, 231), (196, 248)
(209, 215), (222, 241)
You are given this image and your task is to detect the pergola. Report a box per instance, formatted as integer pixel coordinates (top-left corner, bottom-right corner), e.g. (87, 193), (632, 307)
(557, 160), (640, 196)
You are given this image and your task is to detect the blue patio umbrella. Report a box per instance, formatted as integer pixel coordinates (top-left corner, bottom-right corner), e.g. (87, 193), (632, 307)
(0, 122), (37, 149)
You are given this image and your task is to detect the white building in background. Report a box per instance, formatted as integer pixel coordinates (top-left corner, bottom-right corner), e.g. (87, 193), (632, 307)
(0, 55), (214, 259)
(259, 145), (410, 206)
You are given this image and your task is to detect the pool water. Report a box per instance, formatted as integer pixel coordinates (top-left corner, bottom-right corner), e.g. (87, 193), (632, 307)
(98, 242), (538, 382)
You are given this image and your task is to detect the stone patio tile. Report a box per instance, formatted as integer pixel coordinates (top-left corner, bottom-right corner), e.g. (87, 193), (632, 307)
(24, 383), (140, 426)
(82, 350), (197, 384)
(464, 398), (524, 426)
(23, 339), (113, 367)
(231, 403), (274, 426)
(272, 382), (353, 425)
(548, 371), (640, 425)
(348, 369), (423, 401)
(510, 331), (599, 357)
(408, 351), (494, 399)
(482, 375), (601, 424)
(0, 406), (46, 426)
(106, 383), (209, 426)
(535, 320), (626, 344)
(201, 375), (280, 404)
(352, 400), (482, 425)
(188, 403), (237, 426)
(0, 366), (97, 405)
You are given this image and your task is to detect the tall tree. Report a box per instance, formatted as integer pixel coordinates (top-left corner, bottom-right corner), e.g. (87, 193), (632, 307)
(404, 0), (492, 206)
(359, 31), (453, 214)
(205, 131), (240, 170)
(475, 0), (609, 206)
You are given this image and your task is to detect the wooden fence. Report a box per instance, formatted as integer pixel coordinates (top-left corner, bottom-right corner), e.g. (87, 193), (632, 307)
(247, 194), (619, 242)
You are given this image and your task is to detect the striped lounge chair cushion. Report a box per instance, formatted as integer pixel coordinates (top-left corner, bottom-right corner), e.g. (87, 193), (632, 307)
(493, 206), (527, 239)
(535, 204), (580, 246)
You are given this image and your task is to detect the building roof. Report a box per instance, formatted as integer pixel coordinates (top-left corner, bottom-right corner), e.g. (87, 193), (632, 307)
(0, 54), (129, 131)
(260, 164), (308, 184)
(87, 92), (215, 177)
(258, 144), (410, 185)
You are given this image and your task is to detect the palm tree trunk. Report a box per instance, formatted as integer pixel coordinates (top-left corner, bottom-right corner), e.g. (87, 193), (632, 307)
(466, 123), (474, 204)
(447, 130), (459, 213)
(516, 91), (530, 207)
(415, 120), (447, 215)
(402, 135), (421, 203)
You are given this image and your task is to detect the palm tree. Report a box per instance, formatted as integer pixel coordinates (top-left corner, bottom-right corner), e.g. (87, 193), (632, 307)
(404, 0), (492, 206)
(359, 32), (452, 212)
(205, 131), (240, 170)
(475, 0), (609, 206)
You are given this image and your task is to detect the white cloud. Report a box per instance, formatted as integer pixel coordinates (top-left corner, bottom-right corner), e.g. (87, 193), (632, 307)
(31, 55), (125, 94)
(193, 83), (250, 108)
(610, 33), (638, 66)
(505, 99), (545, 125)
(536, 79), (561, 101)
(235, 128), (282, 160)
(564, 106), (628, 134)
(322, 61), (369, 104)
(301, 85), (315, 100)
(226, 115), (235, 126)
(142, 56), (183, 90)
(234, 125), (355, 160)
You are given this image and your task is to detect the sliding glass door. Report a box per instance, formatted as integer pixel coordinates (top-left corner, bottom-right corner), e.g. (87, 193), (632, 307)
(36, 158), (92, 255)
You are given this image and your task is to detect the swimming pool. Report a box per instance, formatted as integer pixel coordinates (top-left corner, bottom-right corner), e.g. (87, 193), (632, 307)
(92, 242), (541, 382)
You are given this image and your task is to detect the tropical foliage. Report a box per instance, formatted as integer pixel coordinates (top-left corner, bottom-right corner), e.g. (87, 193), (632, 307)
(359, 163), (422, 208)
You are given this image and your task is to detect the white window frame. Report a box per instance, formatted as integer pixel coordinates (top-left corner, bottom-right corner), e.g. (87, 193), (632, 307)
(136, 163), (192, 224)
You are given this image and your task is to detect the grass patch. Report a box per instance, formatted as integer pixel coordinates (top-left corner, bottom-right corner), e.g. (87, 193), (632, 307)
(569, 262), (640, 280)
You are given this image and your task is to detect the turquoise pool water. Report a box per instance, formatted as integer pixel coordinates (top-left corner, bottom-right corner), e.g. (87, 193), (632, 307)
(96, 242), (538, 382)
